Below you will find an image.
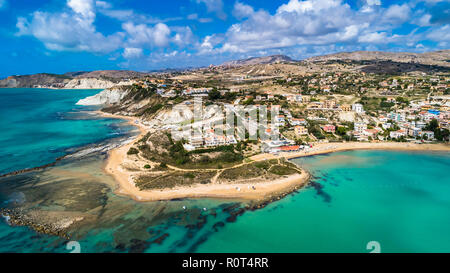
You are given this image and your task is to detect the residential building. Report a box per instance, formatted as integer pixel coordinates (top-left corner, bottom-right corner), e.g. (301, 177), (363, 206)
(294, 126), (308, 136)
(321, 124), (336, 133)
(352, 103), (364, 113)
(354, 122), (367, 134)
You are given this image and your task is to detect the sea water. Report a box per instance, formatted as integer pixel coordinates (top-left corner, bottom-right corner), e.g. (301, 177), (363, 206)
(195, 150), (450, 253)
(0, 88), (133, 175)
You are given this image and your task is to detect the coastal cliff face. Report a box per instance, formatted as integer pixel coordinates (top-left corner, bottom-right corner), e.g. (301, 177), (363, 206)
(64, 78), (116, 89)
(0, 70), (143, 89)
(76, 87), (129, 105)
(0, 77), (18, 87)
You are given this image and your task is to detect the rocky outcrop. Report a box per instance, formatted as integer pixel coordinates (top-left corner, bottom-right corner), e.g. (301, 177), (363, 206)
(64, 78), (116, 89)
(0, 74), (70, 88)
(0, 77), (18, 87)
(76, 87), (129, 105)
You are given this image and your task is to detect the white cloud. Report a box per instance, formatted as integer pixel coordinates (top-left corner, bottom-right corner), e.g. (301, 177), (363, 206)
(277, 0), (342, 14)
(219, 0), (360, 53)
(426, 24), (450, 43)
(122, 47), (143, 59)
(122, 22), (171, 47)
(210, 0), (425, 54)
(384, 4), (411, 23)
(16, 0), (123, 53)
(196, 0), (227, 20)
(16, 0), (195, 55)
(358, 32), (388, 43)
(67, 0), (95, 19)
(172, 26), (195, 47)
(418, 14), (432, 26)
(233, 2), (254, 19)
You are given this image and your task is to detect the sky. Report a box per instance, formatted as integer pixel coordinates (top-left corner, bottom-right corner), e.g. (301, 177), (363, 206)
(0, 0), (449, 77)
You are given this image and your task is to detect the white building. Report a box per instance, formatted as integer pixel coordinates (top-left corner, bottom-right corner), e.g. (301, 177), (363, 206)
(390, 130), (407, 139)
(352, 103), (364, 113)
(354, 122), (367, 134)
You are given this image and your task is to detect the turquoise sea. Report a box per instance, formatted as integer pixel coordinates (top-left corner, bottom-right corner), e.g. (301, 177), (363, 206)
(0, 88), (450, 253)
(0, 88), (133, 175)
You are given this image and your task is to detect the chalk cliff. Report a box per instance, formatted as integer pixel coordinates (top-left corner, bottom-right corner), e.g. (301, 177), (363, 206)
(76, 87), (129, 105)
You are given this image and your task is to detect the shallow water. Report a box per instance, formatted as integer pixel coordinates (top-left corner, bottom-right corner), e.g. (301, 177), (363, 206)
(195, 150), (450, 253)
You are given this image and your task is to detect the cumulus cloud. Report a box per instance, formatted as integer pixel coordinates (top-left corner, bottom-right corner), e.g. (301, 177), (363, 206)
(384, 3), (411, 23)
(16, 0), (123, 53)
(122, 22), (171, 48)
(16, 0), (196, 56)
(211, 0), (429, 54)
(12, 0), (450, 68)
(219, 0), (362, 53)
(233, 1), (254, 19)
(172, 26), (196, 47)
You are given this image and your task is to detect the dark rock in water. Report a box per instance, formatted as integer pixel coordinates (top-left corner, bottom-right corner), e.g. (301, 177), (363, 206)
(210, 210), (217, 217)
(212, 221), (225, 231)
(309, 181), (332, 203)
(185, 224), (197, 230)
(115, 243), (126, 251)
(152, 233), (169, 245)
(226, 214), (237, 222)
(222, 203), (241, 212)
(0, 155), (67, 178)
(196, 215), (207, 229)
(129, 239), (150, 253)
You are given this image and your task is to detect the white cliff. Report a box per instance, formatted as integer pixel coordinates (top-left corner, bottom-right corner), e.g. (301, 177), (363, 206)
(76, 87), (129, 105)
(64, 78), (116, 89)
(64, 78), (136, 89)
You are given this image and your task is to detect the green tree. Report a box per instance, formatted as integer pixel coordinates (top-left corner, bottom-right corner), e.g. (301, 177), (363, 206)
(208, 88), (221, 100)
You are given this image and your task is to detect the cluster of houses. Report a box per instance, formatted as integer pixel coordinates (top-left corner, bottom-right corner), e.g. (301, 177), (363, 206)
(146, 73), (449, 153)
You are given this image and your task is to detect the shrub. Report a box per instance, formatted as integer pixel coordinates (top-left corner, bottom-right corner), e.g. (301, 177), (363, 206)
(183, 173), (195, 179)
(127, 147), (139, 155)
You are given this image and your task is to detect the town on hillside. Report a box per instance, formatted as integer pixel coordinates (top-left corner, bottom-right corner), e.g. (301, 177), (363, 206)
(121, 67), (450, 156)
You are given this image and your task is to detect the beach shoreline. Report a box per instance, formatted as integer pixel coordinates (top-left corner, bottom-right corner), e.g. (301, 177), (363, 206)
(283, 142), (450, 160)
(100, 111), (449, 203)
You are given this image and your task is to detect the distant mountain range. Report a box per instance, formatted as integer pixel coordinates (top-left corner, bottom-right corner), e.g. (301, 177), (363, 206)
(1, 50), (449, 88)
(220, 54), (295, 67)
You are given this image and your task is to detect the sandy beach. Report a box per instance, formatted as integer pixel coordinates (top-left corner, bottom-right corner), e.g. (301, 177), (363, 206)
(280, 142), (450, 160)
(101, 112), (449, 202)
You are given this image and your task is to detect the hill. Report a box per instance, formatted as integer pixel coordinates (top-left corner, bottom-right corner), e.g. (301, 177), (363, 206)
(221, 55), (294, 67)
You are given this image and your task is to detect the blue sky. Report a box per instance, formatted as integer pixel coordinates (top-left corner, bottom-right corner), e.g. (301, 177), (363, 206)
(0, 0), (449, 77)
